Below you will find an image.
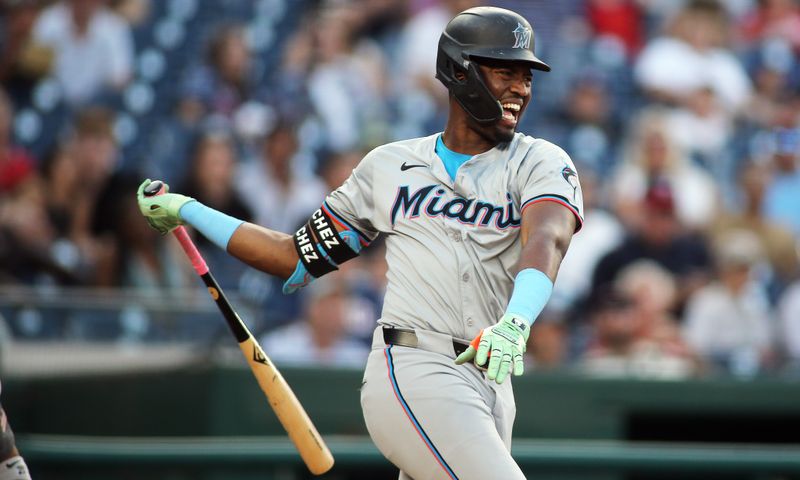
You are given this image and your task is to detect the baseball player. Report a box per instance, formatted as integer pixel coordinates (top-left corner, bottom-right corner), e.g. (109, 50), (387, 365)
(138, 6), (582, 479)
(0, 384), (31, 480)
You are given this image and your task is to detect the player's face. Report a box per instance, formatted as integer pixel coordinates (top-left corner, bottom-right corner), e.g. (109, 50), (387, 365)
(477, 61), (532, 142)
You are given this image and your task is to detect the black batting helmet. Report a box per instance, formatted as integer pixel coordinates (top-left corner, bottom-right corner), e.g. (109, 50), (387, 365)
(435, 7), (550, 124)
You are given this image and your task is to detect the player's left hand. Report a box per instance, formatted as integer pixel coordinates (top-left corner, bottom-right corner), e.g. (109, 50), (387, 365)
(455, 313), (530, 384)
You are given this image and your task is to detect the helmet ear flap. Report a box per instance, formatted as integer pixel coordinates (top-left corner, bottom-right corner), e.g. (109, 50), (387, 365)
(435, 43), (465, 88)
(449, 61), (503, 124)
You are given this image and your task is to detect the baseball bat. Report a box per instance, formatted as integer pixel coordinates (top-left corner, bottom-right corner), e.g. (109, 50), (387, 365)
(143, 180), (334, 475)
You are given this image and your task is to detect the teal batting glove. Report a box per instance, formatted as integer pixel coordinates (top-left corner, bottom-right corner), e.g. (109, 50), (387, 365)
(136, 179), (195, 235)
(455, 313), (530, 384)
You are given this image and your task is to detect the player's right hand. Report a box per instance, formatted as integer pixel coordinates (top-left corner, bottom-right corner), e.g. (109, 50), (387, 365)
(455, 313), (530, 384)
(137, 179), (195, 235)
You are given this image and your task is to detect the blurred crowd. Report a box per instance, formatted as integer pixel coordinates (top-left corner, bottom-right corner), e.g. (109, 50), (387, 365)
(0, 0), (799, 379)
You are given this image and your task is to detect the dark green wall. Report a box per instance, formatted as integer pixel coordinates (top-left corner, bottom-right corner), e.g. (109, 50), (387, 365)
(5, 366), (800, 442)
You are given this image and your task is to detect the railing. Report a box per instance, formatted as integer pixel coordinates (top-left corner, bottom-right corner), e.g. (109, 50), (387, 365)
(18, 435), (800, 475)
(0, 285), (263, 344)
(0, 285), (228, 313)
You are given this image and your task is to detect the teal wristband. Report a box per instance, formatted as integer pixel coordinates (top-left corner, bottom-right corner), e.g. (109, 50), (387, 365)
(179, 201), (244, 250)
(505, 268), (553, 326)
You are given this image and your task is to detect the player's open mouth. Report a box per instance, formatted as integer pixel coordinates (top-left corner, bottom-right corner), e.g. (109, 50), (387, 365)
(501, 102), (520, 126)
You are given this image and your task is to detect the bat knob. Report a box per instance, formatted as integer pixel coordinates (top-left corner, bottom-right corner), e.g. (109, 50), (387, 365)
(144, 180), (165, 197)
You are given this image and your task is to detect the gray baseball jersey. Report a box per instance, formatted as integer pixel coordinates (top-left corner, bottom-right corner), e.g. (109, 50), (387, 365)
(326, 132), (583, 338)
(325, 131), (583, 480)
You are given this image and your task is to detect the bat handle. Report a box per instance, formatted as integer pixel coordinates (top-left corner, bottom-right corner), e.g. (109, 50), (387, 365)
(143, 179), (209, 276)
(172, 226), (208, 276)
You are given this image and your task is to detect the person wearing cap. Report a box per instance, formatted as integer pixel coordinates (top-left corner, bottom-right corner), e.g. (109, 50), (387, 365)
(683, 230), (776, 376)
(591, 181), (713, 314)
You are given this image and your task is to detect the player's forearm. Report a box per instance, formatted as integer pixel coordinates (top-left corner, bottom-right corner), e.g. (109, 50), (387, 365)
(0, 406), (30, 480)
(227, 223), (298, 279)
(174, 200), (298, 279)
(504, 202), (575, 325)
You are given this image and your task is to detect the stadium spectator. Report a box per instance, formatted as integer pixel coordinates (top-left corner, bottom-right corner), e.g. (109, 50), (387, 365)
(65, 107), (121, 267)
(0, 89), (35, 195)
(40, 144), (79, 240)
(39, 112), (139, 287)
(109, 0), (150, 28)
(0, 166), (72, 286)
(591, 182), (713, 314)
(178, 129), (253, 289)
(666, 85), (733, 170)
(70, 106), (119, 191)
(395, 0), (479, 109)
(738, 0), (800, 52)
(179, 130), (252, 227)
(32, 0), (134, 105)
(544, 69), (620, 171)
(333, 239), (389, 344)
(585, 0), (644, 58)
(576, 287), (691, 379)
(178, 23), (256, 125)
(236, 120), (326, 233)
(39, 143), (98, 283)
(0, 0), (51, 104)
(743, 38), (798, 129)
(763, 127), (800, 236)
(258, 276), (369, 368)
(711, 159), (799, 289)
(0, 88), (71, 286)
(91, 174), (190, 291)
(634, 0), (752, 114)
(525, 312), (569, 372)
(318, 150), (363, 192)
(306, 2), (391, 151)
(683, 230), (776, 376)
(264, 17), (315, 126)
(611, 107), (719, 230)
(615, 260), (695, 378)
(578, 288), (638, 377)
(579, 274), (694, 380)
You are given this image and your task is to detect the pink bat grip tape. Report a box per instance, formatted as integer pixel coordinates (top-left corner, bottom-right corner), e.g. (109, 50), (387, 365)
(173, 226), (209, 275)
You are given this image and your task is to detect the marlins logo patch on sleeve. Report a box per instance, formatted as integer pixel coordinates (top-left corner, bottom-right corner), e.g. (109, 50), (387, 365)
(561, 166), (579, 202)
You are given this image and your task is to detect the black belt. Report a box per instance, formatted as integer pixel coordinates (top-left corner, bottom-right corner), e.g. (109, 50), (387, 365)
(382, 326), (470, 357)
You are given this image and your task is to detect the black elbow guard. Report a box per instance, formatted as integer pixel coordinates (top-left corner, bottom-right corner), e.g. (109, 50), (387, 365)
(293, 207), (361, 278)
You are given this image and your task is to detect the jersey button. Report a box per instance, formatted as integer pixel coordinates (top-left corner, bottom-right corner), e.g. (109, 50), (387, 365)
(466, 318), (474, 327)
(462, 272), (470, 282)
(451, 231), (461, 242)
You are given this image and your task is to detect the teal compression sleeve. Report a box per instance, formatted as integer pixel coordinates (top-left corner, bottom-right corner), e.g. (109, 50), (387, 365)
(179, 201), (244, 250)
(505, 268), (553, 326)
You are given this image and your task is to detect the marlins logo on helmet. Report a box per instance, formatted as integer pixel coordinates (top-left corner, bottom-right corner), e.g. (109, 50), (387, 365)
(512, 23), (531, 49)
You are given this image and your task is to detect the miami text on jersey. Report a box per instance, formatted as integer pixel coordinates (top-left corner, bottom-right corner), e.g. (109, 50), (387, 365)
(391, 185), (520, 229)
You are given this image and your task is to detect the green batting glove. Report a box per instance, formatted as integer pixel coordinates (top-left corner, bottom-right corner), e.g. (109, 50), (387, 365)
(136, 179), (195, 235)
(455, 313), (530, 384)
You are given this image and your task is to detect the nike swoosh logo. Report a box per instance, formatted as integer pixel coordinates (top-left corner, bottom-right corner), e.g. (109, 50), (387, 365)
(6, 460), (20, 469)
(400, 162), (426, 171)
